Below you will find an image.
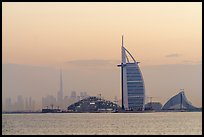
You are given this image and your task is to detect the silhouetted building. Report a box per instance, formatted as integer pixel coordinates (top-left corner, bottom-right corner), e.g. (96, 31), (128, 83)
(25, 97), (29, 111)
(31, 100), (35, 111)
(3, 96), (36, 112)
(63, 96), (70, 106)
(80, 91), (88, 100)
(57, 70), (64, 109)
(42, 95), (57, 108)
(16, 95), (24, 111)
(4, 98), (12, 112)
(70, 91), (77, 99)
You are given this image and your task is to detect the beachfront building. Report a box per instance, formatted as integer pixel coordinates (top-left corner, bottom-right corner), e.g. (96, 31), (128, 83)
(118, 36), (145, 111)
(162, 90), (199, 110)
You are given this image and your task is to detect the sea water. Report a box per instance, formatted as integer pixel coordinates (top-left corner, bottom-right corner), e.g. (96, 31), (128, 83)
(2, 112), (202, 135)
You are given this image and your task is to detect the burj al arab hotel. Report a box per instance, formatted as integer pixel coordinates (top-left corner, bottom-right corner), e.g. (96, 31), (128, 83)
(118, 36), (145, 111)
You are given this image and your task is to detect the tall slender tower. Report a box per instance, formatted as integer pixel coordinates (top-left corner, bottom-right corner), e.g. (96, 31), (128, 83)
(60, 69), (63, 99)
(118, 35), (126, 110)
(57, 69), (63, 108)
(118, 35), (145, 111)
(121, 35), (126, 110)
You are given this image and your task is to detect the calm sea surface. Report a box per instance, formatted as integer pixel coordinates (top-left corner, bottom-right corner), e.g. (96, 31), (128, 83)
(2, 112), (202, 135)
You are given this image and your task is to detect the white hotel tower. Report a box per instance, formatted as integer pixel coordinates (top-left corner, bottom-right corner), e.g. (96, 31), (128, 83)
(118, 36), (145, 111)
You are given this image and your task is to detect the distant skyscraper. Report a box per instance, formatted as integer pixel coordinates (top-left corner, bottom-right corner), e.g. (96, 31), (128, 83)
(25, 97), (29, 111)
(4, 98), (12, 112)
(70, 91), (77, 99)
(57, 69), (64, 108)
(118, 35), (145, 111)
(17, 95), (24, 111)
(28, 96), (36, 111)
(42, 95), (57, 108)
(29, 96), (32, 110)
(80, 91), (88, 100)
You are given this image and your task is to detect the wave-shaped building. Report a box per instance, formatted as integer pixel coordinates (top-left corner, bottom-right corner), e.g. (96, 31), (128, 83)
(118, 36), (145, 111)
(162, 90), (198, 110)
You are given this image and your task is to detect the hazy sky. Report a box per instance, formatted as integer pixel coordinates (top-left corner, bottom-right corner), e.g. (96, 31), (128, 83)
(2, 2), (202, 109)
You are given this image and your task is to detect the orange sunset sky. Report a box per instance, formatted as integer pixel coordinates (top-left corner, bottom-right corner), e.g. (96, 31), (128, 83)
(2, 2), (202, 108)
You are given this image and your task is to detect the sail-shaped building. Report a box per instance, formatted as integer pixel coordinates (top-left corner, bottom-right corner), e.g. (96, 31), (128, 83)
(162, 90), (198, 110)
(118, 36), (145, 111)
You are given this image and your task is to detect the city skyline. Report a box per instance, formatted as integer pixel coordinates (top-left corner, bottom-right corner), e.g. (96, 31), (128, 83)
(2, 2), (202, 109)
(3, 90), (91, 112)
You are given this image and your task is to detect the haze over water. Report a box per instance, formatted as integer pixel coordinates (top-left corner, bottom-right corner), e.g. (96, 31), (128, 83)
(2, 2), (202, 135)
(2, 112), (202, 135)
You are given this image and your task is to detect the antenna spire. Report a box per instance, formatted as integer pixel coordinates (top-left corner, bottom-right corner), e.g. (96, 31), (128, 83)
(122, 35), (124, 47)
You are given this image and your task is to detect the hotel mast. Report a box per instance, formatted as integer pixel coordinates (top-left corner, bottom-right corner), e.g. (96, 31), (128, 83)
(118, 35), (145, 111)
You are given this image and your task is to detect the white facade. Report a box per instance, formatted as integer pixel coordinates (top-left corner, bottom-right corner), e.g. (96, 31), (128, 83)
(118, 36), (145, 111)
(162, 90), (198, 110)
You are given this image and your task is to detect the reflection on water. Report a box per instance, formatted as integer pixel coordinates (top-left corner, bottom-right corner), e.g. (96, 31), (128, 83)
(2, 112), (202, 135)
